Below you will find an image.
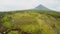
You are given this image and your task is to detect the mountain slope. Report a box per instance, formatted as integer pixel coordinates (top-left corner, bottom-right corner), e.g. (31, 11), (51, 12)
(0, 10), (60, 34)
(34, 4), (50, 10)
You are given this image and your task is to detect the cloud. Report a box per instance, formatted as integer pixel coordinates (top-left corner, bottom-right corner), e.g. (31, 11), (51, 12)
(0, 0), (60, 11)
(0, 0), (39, 11)
(37, 0), (60, 11)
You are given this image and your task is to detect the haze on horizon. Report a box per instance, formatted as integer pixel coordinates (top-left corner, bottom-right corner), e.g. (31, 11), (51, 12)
(0, 0), (60, 11)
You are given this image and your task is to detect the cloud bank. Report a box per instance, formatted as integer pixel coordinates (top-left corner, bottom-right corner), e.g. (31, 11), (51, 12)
(0, 0), (60, 11)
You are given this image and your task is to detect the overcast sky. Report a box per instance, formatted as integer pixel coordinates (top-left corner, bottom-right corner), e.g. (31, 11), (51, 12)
(0, 0), (60, 11)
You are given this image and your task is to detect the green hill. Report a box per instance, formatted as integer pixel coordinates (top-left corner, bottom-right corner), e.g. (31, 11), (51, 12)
(0, 10), (60, 34)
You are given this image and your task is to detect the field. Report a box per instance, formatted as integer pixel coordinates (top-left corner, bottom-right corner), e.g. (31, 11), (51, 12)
(0, 10), (60, 34)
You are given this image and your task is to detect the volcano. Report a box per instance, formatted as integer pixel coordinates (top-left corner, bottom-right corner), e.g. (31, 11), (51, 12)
(34, 4), (50, 10)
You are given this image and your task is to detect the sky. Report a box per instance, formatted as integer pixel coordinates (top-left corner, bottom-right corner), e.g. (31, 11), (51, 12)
(0, 0), (60, 11)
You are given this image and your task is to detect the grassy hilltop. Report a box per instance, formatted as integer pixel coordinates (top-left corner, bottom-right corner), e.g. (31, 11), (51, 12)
(0, 10), (60, 34)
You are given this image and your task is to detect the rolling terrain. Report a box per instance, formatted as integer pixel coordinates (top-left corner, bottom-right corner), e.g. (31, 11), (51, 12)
(0, 10), (60, 34)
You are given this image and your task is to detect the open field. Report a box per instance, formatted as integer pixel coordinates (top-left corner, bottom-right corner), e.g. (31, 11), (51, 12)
(0, 10), (60, 34)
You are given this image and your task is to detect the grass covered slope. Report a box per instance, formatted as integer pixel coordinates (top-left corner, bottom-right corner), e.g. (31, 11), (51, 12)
(0, 10), (60, 34)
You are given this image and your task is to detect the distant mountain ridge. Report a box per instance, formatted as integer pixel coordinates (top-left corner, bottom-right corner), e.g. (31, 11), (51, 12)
(34, 4), (50, 10)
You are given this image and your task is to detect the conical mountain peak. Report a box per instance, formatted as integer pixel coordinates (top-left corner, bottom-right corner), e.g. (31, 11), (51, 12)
(34, 4), (50, 10)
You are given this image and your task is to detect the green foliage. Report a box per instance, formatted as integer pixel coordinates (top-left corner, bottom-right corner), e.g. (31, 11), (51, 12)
(2, 15), (13, 28)
(8, 31), (19, 34)
(0, 10), (60, 34)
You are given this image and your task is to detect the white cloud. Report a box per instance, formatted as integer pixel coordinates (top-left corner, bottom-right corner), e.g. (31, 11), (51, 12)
(0, 0), (60, 11)
(37, 0), (60, 11)
(0, 0), (39, 11)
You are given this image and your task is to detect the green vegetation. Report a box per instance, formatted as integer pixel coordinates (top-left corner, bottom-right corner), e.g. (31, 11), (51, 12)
(8, 31), (19, 34)
(0, 10), (60, 34)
